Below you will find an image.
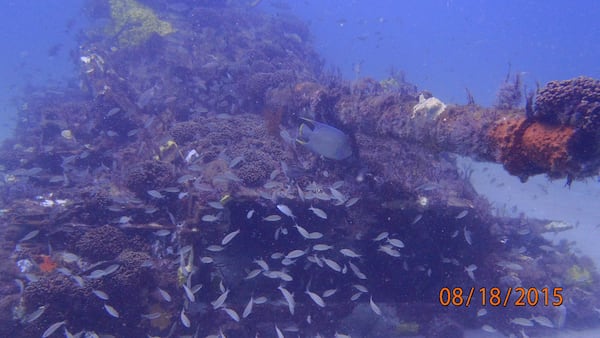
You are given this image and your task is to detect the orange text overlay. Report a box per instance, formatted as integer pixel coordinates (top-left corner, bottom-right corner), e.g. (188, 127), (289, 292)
(439, 287), (563, 307)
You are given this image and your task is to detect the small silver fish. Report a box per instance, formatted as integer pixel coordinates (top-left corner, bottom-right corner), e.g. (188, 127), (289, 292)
(87, 269), (106, 279)
(455, 210), (469, 219)
(275, 325), (285, 338)
(386, 238), (405, 248)
(104, 304), (120, 318)
(254, 259), (270, 271)
(306, 289), (326, 307)
(286, 249), (306, 259)
(163, 187), (181, 194)
(308, 232), (323, 239)
(222, 307), (240, 322)
(369, 296), (382, 316)
(103, 264), (120, 275)
(211, 289), (230, 309)
(202, 214), (220, 222)
(221, 229), (240, 246)
(244, 269), (262, 280)
(378, 245), (401, 257)
(294, 225), (311, 239)
(345, 197), (359, 207)
(229, 156), (245, 168)
(141, 312), (161, 320)
(243, 297), (254, 318)
(263, 215), (282, 222)
(42, 320), (66, 338)
(353, 284), (368, 293)
(340, 248), (361, 258)
(200, 256), (214, 264)
(464, 264), (477, 281)
(463, 226), (473, 245)
(180, 309), (191, 328)
(411, 214), (423, 225)
(313, 244), (333, 251)
(308, 206), (328, 219)
(183, 284), (195, 302)
(372, 232), (389, 241)
(322, 257), (342, 272)
(510, 317), (534, 326)
(323, 289), (338, 297)
(481, 324), (497, 333)
(329, 187), (346, 202)
(106, 107), (120, 116)
(278, 285), (295, 315)
(277, 204), (295, 219)
(348, 261), (367, 280)
(350, 292), (362, 301)
(157, 287), (172, 302)
(24, 305), (47, 323)
(147, 190), (164, 199)
(532, 315), (554, 328)
(92, 290), (109, 300)
(19, 230), (40, 242)
(208, 201), (224, 209)
(206, 245), (225, 252)
(61, 252), (80, 263)
(153, 229), (171, 237)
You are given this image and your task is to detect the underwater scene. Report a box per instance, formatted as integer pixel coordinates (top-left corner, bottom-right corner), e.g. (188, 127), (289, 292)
(2, 1), (600, 337)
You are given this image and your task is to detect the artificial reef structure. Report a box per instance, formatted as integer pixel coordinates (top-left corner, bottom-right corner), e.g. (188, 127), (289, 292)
(0, 0), (599, 337)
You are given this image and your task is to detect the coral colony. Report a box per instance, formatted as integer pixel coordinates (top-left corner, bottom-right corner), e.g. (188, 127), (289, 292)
(1, 1), (600, 337)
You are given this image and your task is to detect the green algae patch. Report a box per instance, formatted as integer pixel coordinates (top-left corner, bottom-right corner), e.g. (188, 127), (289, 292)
(108, 0), (175, 47)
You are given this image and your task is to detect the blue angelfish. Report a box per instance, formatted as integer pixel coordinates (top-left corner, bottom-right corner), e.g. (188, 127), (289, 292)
(296, 117), (352, 160)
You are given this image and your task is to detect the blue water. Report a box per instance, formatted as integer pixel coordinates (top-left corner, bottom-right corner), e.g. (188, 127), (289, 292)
(0, 0), (86, 139)
(3, 0), (600, 132)
(2, 1), (600, 337)
(278, 0), (600, 105)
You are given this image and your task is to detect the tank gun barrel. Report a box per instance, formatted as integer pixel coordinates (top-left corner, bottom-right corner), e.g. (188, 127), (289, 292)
(288, 77), (600, 182)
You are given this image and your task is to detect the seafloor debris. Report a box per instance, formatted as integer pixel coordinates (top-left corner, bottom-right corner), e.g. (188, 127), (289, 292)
(0, 1), (599, 337)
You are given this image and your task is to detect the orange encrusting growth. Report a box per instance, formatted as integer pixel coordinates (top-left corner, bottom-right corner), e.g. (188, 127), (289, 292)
(489, 117), (576, 180)
(38, 255), (58, 273)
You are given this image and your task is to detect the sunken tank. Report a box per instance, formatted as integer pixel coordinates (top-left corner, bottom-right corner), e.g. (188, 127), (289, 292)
(0, 0), (600, 337)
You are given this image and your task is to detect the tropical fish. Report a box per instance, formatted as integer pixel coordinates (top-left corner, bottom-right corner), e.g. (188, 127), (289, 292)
(296, 118), (352, 160)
